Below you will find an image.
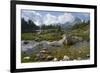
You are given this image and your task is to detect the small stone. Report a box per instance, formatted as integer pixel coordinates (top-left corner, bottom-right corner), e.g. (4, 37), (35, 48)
(77, 57), (81, 60)
(46, 55), (54, 61)
(79, 51), (82, 53)
(40, 50), (46, 53)
(23, 56), (30, 60)
(86, 54), (90, 57)
(63, 55), (70, 61)
(53, 58), (58, 61)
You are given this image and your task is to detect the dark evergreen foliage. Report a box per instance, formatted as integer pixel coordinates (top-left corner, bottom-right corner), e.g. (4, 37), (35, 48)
(21, 18), (40, 33)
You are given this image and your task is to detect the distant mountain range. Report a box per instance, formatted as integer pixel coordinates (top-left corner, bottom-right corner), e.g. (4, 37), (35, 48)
(57, 17), (82, 30)
(22, 16), (87, 33)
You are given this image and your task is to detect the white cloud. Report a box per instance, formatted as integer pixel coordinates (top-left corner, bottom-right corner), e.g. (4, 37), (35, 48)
(34, 21), (40, 26)
(34, 19), (43, 26)
(58, 13), (75, 24)
(42, 13), (75, 25)
(36, 12), (42, 17)
(22, 10), (42, 22)
(22, 10), (76, 26)
(43, 13), (58, 25)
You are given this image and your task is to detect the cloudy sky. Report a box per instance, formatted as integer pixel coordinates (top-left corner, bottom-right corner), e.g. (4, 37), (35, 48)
(21, 10), (90, 26)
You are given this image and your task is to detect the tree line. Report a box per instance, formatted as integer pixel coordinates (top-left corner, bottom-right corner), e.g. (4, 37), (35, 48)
(21, 18), (40, 33)
(21, 18), (62, 33)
